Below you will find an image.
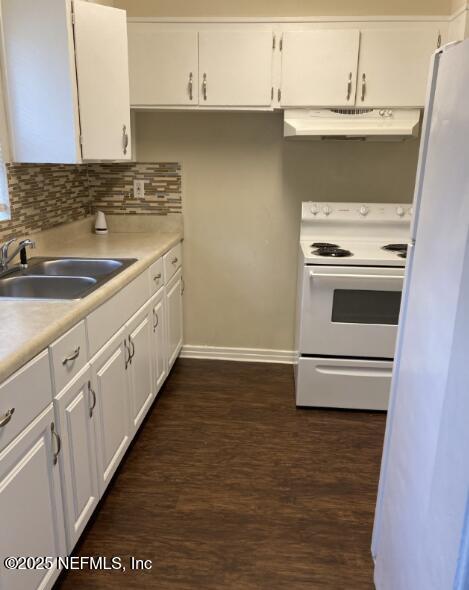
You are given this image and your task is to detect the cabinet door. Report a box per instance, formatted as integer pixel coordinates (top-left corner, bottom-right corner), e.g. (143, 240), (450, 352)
(73, 1), (132, 160)
(91, 328), (131, 495)
(357, 29), (439, 107)
(0, 405), (66, 590)
(281, 30), (360, 107)
(127, 306), (154, 432)
(150, 289), (168, 395)
(166, 269), (183, 370)
(54, 366), (99, 552)
(199, 31), (274, 107)
(128, 26), (198, 106)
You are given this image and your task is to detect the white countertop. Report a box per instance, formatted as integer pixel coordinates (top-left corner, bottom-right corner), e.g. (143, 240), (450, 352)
(0, 221), (183, 383)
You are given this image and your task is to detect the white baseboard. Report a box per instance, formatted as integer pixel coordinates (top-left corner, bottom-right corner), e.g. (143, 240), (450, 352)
(180, 345), (298, 365)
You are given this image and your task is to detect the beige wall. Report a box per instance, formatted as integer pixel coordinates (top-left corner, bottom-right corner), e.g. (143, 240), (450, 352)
(115, 0), (452, 17)
(136, 111), (419, 351)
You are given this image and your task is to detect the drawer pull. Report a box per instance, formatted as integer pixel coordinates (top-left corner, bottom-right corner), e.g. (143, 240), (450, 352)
(0, 408), (14, 428)
(153, 273), (162, 282)
(62, 346), (81, 366)
(88, 381), (97, 418)
(171, 257), (178, 265)
(51, 422), (61, 465)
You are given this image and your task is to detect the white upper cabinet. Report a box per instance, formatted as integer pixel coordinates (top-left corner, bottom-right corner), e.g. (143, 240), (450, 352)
(356, 29), (440, 107)
(280, 30), (360, 107)
(73, 1), (132, 161)
(198, 31), (274, 107)
(2, 0), (131, 163)
(128, 28), (198, 106)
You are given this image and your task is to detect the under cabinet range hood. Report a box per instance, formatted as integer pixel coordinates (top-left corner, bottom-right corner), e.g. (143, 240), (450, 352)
(283, 108), (421, 141)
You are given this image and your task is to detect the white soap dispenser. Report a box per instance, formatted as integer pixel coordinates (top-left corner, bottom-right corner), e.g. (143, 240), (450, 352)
(94, 210), (108, 236)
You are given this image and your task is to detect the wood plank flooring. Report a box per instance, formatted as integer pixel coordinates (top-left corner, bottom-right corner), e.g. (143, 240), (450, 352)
(55, 359), (386, 590)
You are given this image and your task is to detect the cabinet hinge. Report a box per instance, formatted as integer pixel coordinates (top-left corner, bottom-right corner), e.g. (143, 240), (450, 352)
(437, 31), (442, 48)
(278, 88), (281, 102)
(272, 34), (276, 50)
(280, 35), (283, 51)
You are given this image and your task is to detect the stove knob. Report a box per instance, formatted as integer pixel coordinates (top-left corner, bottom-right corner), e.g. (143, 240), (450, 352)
(359, 205), (369, 217)
(322, 205), (332, 216)
(311, 204), (320, 216)
(396, 206), (405, 217)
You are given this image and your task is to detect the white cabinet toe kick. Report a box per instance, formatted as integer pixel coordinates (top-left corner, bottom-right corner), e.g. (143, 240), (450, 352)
(0, 241), (183, 590)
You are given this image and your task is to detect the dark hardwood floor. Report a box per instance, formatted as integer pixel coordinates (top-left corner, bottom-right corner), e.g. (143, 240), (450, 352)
(55, 359), (386, 590)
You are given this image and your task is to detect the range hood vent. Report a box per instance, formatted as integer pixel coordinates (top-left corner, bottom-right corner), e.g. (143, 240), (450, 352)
(284, 108), (421, 141)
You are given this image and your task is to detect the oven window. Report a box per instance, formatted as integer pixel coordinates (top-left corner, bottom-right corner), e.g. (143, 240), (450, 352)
(332, 290), (402, 325)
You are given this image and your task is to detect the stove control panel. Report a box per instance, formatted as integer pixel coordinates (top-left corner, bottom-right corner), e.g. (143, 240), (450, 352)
(305, 202), (412, 221)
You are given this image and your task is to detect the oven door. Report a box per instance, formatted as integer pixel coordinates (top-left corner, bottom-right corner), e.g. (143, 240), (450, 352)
(299, 265), (404, 358)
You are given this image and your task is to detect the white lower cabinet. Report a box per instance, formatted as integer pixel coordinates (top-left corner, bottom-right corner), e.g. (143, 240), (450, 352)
(166, 268), (184, 369)
(0, 405), (66, 590)
(150, 288), (168, 394)
(126, 303), (154, 433)
(0, 243), (184, 590)
(54, 365), (99, 552)
(90, 327), (132, 495)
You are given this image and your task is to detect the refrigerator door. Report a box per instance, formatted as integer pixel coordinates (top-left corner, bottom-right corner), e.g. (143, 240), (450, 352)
(373, 39), (469, 590)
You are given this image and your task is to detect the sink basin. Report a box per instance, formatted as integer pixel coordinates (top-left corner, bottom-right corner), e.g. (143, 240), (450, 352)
(30, 258), (127, 278)
(0, 257), (137, 300)
(0, 276), (97, 299)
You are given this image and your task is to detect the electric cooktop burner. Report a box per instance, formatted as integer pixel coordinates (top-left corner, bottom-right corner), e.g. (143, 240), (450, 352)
(383, 243), (408, 252)
(314, 247), (353, 258)
(311, 242), (339, 249)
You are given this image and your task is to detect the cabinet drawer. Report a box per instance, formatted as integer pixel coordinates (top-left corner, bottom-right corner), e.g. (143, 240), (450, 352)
(50, 321), (88, 394)
(164, 242), (182, 282)
(149, 257), (164, 295)
(87, 270), (150, 357)
(0, 350), (52, 452)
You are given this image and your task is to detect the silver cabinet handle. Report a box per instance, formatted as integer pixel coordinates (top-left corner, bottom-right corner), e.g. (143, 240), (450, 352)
(153, 273), (162, 283)
(0, 408), (14, 428)
(172, 257), (178, 265)
(122, 124), (129, 155)
(51, 422), (61, 465)
(202, 73), (207, 101)
(124, 339), (131, 370)
(188, 72), (193, 100)
(62, 346), (80, 366)
(153, 309), (159, 332)
(88, 381), (97, 419)
(347, 72), (352, 101)
(129, 335), (135, 361)
(361, 73), (366, 102)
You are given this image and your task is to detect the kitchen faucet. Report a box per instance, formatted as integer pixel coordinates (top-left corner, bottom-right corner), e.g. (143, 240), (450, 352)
(0, 238), (36, 270)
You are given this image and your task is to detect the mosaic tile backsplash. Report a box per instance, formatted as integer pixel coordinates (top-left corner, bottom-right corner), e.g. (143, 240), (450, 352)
(0, 162), (182, 241)
(88, 163), (182, 215)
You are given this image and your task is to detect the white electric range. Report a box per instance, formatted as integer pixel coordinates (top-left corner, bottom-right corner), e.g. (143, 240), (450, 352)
(295, 202), (411, 410)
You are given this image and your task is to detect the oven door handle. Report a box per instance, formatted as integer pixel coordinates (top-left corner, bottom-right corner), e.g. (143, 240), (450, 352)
(309, 271), (403, 281)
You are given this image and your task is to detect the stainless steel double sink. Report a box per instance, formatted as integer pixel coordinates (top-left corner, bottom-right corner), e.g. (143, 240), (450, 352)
(0, 257), (137, 300)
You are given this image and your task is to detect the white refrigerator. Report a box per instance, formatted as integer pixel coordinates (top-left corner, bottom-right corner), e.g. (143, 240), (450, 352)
(372, 39), (469, 589)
